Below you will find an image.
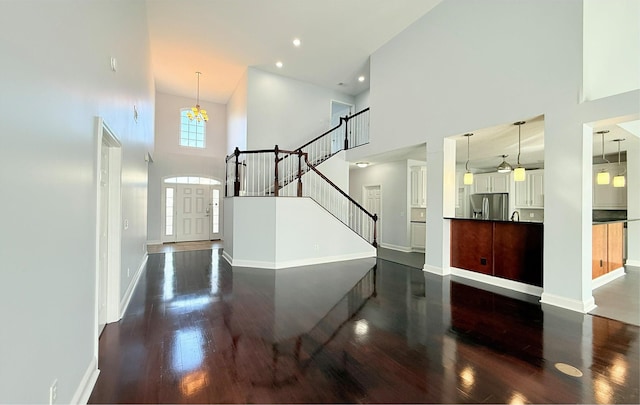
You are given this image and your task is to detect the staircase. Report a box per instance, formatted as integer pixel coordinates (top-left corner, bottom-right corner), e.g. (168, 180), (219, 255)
(225, 108), (377, 246)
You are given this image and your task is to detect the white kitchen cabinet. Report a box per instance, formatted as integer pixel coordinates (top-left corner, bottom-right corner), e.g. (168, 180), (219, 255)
(473, 172), (510, 194)
(593, 163), (627, 209)
(411, 222), (426, 250)
(515, 169), (544, 208)
(410, 166), (427, 207)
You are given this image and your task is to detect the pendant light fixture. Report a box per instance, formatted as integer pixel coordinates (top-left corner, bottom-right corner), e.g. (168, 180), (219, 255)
(595, 130), (610, 185)
(186, 71), (208, 122)
(463, 133), (474, 185)
(612, 138), (626, 188)
(513, 121), (526, 182)
(497, 154), (513, 173)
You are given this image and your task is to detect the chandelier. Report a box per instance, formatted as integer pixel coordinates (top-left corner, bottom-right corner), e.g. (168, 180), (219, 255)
(186, 71), (208, 122)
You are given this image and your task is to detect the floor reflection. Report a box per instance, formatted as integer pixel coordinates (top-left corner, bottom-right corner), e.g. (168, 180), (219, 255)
(89, 249), (640, 404)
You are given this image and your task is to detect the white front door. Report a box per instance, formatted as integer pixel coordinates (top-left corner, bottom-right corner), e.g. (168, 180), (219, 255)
(176, 184), (211, 242)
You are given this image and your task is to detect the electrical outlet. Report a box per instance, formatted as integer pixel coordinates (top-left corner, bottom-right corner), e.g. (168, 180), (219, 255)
(49, 379), (58, 405)
(529, 212), (535, 218)
(124, 219), (129, 230)
(313, 244), (320, 251)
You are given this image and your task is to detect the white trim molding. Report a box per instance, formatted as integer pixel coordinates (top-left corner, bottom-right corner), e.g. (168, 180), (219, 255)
(119, 254), (148, 319)
(625, 259), (640, 269)
(71, 356), (100, 405)
(592, 266), (626, 290)
(450, 267), (543, 297)
(223, 251), (375, 270)
(423, 264), (450, 276)
(540, 292), (597, 313)
(380, 243), (412, 253)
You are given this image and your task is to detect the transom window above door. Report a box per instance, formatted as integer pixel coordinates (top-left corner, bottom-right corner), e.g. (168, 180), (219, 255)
(164, 176), (221, 185)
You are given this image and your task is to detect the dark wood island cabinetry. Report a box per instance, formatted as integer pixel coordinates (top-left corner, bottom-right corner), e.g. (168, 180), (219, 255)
(450, 219), (543, 287)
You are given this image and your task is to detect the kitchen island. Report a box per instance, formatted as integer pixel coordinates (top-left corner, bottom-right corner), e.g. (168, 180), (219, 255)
(449, 218), (543, 287)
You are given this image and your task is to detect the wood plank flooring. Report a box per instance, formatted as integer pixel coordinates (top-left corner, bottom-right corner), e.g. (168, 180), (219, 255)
(89, 248), (639, 404)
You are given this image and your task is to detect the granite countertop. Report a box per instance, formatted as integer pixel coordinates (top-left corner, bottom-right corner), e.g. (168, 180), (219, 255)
(593, 218), (639, 225)
(446, 217), (543, 224)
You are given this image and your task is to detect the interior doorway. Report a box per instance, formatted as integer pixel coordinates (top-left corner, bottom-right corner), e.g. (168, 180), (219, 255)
(363, 185), (382, 243)
(95, 118), (122, 339)
(330, 100), (354, 154)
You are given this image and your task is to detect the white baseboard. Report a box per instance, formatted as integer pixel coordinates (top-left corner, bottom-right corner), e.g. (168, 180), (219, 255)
(625, 259), (640, 269)
(450, 267), (543, 297)
(593, 267), (626, 290)
(379, 243), (412, 253)
(540, 292), (596, 313)
(119, 254), (148, 319)
(146, 240), (162, 246)
(423, 264), (450, 276)
(71, 356), (100, 404)
(226, 250), (376, 270)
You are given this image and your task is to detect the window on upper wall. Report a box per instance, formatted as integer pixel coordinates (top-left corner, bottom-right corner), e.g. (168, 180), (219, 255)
(180, 109), (206, 148)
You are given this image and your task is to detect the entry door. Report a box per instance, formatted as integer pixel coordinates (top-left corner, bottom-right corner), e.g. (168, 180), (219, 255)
(364, 185), (381, 242)
(176, 184), (211, 242)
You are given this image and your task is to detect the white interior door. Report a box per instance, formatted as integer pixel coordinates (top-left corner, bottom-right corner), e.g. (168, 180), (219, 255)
(176, 184), (211, 242)
(97, 139), (109, 335)
(364, 185), (381, 242)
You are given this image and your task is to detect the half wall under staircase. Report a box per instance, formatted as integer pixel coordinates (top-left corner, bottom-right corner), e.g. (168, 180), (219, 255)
(223, 108), (376, 269)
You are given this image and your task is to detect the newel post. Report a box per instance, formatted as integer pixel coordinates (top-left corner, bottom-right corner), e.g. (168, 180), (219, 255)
(296, 151), (303, 197)
(233, 147), (241, 197)
(274, 145), (279, 197)
(342, 115), (350, 151)
(372, 213), (378, 247)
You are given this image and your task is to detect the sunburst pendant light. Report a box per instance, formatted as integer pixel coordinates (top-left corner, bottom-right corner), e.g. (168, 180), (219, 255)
(513, 121), (526, 182)
(595, 130), (610, 185)
(612, 138), (626, 188)
(186, 71), (208, 122)
(463, 133), (474, 185)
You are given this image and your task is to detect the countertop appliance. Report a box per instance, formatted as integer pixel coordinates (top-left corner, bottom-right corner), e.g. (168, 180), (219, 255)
(470, 193), (509, 221)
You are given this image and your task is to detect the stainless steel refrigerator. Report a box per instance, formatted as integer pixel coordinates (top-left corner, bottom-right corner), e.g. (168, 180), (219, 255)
(469, 193), (509, 220)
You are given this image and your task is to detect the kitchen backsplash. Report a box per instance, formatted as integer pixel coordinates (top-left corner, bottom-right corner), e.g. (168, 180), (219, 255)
(519, 209), (544, 222)
(411, 208), (426, 222)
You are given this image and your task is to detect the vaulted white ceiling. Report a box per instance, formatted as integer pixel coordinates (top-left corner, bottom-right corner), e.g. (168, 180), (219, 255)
(145, 0), (442, 104)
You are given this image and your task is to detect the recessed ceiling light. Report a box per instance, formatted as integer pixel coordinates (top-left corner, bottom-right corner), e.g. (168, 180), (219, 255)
(358, 76), (365, 82)
(292, 38), (301, 47)
(276, 61), (283, 68)
(356, 162), (369, 168)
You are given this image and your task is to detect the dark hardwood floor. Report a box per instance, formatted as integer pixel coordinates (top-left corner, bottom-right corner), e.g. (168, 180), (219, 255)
(89, 249), (639, 404)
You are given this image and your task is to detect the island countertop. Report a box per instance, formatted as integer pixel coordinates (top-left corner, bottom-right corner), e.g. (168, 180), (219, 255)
(449, 218), (543, 287)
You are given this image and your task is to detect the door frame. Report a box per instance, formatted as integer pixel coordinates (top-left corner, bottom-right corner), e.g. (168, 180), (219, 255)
(362, 184), (382, 244)
(161, 176), (223, 243)
(94, 117), (122, 356)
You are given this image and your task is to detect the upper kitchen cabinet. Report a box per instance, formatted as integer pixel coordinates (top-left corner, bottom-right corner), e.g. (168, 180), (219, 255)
(474, 172), (510, 194)
(593, 162), (627, 209)
(410, 166), (427, 207)
(514, 169), (544, 209)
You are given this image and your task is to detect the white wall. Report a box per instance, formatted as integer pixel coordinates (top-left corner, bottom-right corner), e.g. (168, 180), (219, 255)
(349, 160), (410, 250)
(246, 68), (355, 150)
(583, 0), (640, 101)
(147, 92), (227, 243)
(355, 89), (371, 112)
(225, 198), (375, 268)
(0, 1), (154, 403)
(227, 69), (248, 154)
(345, 0), (638, 311)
